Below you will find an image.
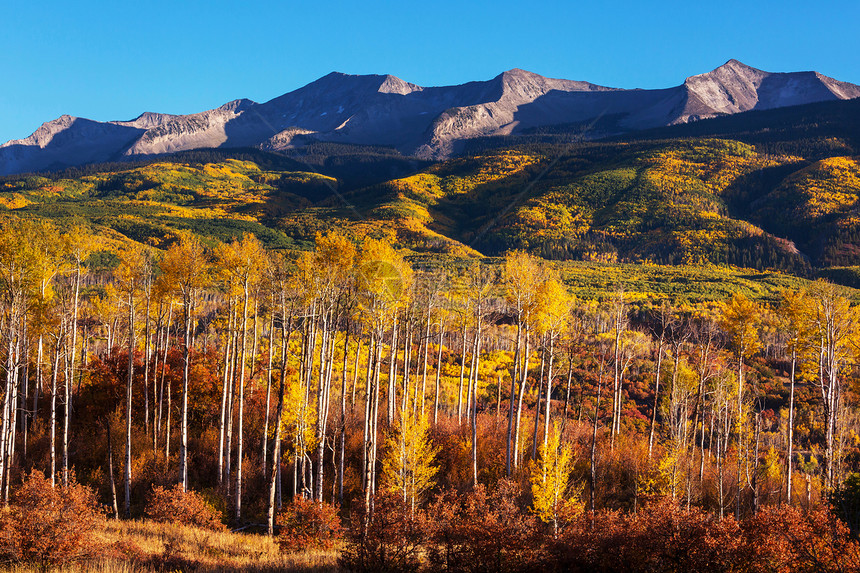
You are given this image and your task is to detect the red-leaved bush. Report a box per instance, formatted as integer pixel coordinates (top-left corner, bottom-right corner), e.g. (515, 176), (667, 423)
(555, 498), (860, 573)
(277, 497), (343, 552)
(0, 471), (104, 571)
(339, 492), (426, 573)
(144, 484), (226, 531)
(741, 505), (860, 573)
(424, 480), (545, 573)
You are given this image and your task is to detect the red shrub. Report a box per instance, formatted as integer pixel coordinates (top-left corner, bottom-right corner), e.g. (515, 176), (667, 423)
(741, 506), (860, 573)
(554, 499), (860, 573)
(556, 499), (743, 573)
(425, 480), (545, 573)
(339, 492), (425, 573)
(144, 484), (226, 531)
(277, 497), (343, 552)
(0, 471), (104, 571)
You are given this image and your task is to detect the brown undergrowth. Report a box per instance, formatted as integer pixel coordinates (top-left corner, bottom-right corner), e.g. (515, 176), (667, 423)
(3, 519), (341, 573)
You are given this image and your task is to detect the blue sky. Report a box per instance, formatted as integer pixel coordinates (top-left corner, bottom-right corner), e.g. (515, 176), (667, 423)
(2, 0), (858, 143)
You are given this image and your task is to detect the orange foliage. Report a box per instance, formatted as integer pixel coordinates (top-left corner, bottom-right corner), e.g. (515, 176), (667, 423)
(276, 497), (343, 552)
(144, 484), (226, 531)
(0, 471), (105, 570)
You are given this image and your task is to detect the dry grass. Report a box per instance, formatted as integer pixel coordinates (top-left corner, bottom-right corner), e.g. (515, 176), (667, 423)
(3, 518), (342, 572)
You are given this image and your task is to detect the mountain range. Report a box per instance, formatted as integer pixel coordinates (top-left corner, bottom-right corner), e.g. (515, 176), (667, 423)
(2, 59), (859, 176)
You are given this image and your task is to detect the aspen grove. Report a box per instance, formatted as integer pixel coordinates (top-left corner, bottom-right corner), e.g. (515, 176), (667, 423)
(0, 218), (859, 571)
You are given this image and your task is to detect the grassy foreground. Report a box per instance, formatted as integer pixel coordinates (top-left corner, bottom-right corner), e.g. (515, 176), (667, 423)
(4, 519), (340, 573)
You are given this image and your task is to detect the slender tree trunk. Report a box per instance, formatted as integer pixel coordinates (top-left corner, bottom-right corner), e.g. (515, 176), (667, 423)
(736, 355), (744, 520)
(143, 271), (152, 435)
(506, 317), (522, 476)
(590, 355), (606, 515)
(225, 318), (238, 493)
(33, 335), (43, 438)
(50, 338), (61, 487)
(361, 332), (373, 493)
(370, 332), (383, 500)
(150, 312), (163, 448)
(786, 349), (796, 505)
(235, 283), (250, 520)
(466, 322), (479, 426)
(108, 421), (119, 520)
(20, 319), (28, 463)
(401, 319), (412, 415)
(1, 321), (16, 497)
(156, 304), (173, 453)
(543, 333), (556, 451)
(124, 288), (135, 518)
(532, 342), (546, 461)
(262, 310), (275, 479)
(562, 350), (574, 432)
(268, 303), (292, 536)
(387, 316), (398, 424)
(648, 337), (665, 460)
(457, 316), (467, 424)
(611, 300), (623, 448)
(338, 323), (350, 504)
(364, 326), (383, 523)
(178, 293), (193, 492)
(753, 411), (761, 514)
(471, 319), (482, 488)
(434, 319), (445, 425)
(513, 325), (531, 470)
(316, 306), (337, 503)
(351, 327), (363, 412)
(4, 332), (19, 503)
(64, 264), (82, 486)
(420, 300), (431, 416)
(218, 300), (234, 487)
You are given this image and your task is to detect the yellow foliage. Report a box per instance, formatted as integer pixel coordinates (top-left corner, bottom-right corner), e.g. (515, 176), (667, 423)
(785, 157), (860, 221)
(530, 422), (582, 534)
(382, 404), (440, 513)
(280, 375), (318, 454)
(639, 443), (682, 498)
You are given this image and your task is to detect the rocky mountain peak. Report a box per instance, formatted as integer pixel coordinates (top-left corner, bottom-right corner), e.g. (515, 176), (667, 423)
(378, 74), (422, 95)
(3, 61), (858, 174)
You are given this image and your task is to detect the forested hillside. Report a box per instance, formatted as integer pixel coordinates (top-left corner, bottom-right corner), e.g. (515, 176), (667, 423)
(1, 107), (860, 571)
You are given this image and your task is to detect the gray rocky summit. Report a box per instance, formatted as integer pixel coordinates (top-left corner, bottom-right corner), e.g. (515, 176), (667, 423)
(2, 60), (858, 175)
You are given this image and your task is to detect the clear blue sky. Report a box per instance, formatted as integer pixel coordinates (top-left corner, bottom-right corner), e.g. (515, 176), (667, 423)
(2, 0), (858, 143)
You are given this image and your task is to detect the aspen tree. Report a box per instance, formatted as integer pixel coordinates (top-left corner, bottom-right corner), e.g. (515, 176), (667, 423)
(503, 251), (543, 475)
(648, 301), (676, 460)
(588, 301), (614, 514)
(160, 231), (210, 491)
(805, 281), (857, 491)
(217, 233), (266, 519)
(416, 273), (444, 417)
(299, 231), (355, 502)
(464, 263), (496, 487)
(609, 286), (628, 448)
(115, 245), (148, 517)
(720, 293), (761, 516)
(260, 271), (276, 479)
(433, 290), (450, 425)
(0, 220), (37, 495)
(60, 226), (93, 485)
(382, 401), (439, 517)
(140, 247), (155, 436)
(27, 223), (67, 461)
(268, 251), (298, 534)
(531, 421), (580, 537)
(356, 238), (410, 518)
(778, 288), (812, 505)
(534, 275), (571, 451)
